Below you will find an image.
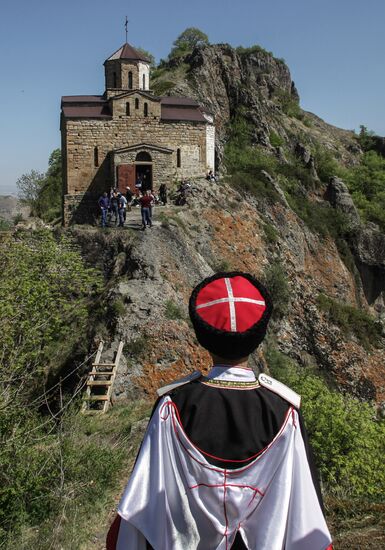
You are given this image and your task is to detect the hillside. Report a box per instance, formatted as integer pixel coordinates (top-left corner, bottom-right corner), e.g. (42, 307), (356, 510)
(1, 41), (385, 549)
(0, 195), (30, 223)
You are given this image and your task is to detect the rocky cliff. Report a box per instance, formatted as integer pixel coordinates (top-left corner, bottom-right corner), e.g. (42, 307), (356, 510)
(70, 43), (385, 413)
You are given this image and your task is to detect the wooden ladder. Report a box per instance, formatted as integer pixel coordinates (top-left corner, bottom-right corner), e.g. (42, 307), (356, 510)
(81, 341), (124, 414)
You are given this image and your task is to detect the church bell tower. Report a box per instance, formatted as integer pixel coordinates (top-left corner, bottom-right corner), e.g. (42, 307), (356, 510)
(104, 43), (150, 98)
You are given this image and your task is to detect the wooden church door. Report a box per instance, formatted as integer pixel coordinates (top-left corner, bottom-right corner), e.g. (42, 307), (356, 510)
(117, 164), (135, 193)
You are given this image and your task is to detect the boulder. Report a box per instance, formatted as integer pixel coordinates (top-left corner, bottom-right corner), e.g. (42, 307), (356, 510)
(326, 177), (361, 226)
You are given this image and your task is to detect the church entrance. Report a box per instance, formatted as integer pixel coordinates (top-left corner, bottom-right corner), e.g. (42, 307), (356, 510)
(135, 152), (153, 191)
(135, 164), (152, 191)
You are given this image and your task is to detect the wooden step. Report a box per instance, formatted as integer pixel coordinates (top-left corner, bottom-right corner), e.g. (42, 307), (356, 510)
(87, 380), (112, 386)
(88, 371), (114, 376)
(92, 362), (115, 367)
(84, 395), (109, 401)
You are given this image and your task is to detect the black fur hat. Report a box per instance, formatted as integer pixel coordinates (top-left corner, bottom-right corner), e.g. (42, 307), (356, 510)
(189, 272), (273, 359)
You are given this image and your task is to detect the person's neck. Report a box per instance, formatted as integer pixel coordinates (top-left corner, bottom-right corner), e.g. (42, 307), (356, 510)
(210, 354), (249, 369)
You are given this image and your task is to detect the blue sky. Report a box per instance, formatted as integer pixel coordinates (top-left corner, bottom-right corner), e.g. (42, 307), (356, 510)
(0, 0), (384, 194)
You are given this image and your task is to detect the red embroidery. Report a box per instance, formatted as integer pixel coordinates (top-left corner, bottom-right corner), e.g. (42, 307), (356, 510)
(189, 482), (264, 496)
(223, 469), (229, 550)
(160, 400), (296, 480)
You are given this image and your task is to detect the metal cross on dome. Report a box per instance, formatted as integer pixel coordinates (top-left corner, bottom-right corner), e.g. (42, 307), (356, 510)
(124, 16), (128, 42)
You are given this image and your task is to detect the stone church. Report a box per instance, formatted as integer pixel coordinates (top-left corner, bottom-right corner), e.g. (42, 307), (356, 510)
(60, 42), (215, 225)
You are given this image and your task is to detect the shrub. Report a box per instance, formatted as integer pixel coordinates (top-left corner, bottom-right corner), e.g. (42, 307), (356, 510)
(345, 150), (385, 232)
(0, 217), (11, 231)
(110, 298), (126, 317)
(212, 259), (231, 272)
(165, 299), (185, 320)
(128, 336), (147, 357)
(236, 44), (273, 57)
(231, 172), (281, 203)
(0, 230), (105, 545)
(265, 347), (385, 499)
(225, 117), (281, 203)
(151, 80), (176, 96)
(313, 146), (348, 183)
(262, 261), (290, 319)
(274, 89), (302, 119)
(316, 293), (383, 349)
(262, 222), (279, 244)
(269, 131), (284, 148)
(277, 158), (315, 189)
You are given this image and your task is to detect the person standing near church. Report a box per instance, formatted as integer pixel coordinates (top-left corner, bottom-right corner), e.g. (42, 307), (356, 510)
(139, 189), (154, 230)
(117, 193), (127, 227)
(107, 272), (333, 550)
(159, 183), (167, 205)
(97, 192), (109, 228)
(125, 186), (133, 214)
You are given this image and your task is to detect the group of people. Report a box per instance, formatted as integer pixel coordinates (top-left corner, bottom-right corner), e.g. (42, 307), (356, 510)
(98, 184), (168, 230)
(206, 169), (218, 182)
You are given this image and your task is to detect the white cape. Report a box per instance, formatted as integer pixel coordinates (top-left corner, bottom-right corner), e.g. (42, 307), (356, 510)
(117, 396), (332, 550)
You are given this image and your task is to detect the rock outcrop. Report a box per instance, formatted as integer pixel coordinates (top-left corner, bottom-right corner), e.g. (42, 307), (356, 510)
(67, 43), (385, 412)
(326, 177), (361, 226)
(71, 175), (385, 409)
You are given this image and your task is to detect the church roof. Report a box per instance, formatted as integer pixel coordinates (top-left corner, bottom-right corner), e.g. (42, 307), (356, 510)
(61, 95), (210, 123)
(105, 43), (150, 63)
(160, 96), (200, 107)
(61, 96), (112, 119)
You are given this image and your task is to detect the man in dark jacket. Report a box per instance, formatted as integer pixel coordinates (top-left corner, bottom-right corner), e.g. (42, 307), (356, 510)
(98, 192), (109, 228)
(107, 272), (333, 550)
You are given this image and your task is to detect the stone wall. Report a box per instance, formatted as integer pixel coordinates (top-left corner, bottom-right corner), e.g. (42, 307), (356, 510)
(63, 193), (99, 226)
(206, 124), (215, 171)
(112, 92), (161, 119)
(63, 114), (211, 207)
(104, 60), (147, 91)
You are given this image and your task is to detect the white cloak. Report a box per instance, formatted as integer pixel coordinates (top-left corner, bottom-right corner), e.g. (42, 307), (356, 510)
(116, 395), (332, 550)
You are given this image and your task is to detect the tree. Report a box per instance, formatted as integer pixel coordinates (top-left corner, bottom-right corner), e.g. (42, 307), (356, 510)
(169, 27), (209, 60)
(16, 170), (45, 213)
(136, 47), (156, 68)
(36, 148), (62, 221)
(357, 125), (376, 152)
(16, 149), (62, 222)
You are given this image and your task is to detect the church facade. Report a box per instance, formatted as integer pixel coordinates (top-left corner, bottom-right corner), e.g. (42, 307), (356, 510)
(60, 43), (215, 225)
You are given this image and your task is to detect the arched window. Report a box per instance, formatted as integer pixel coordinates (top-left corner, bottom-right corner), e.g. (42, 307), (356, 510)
(142, 74), (146, 89)
(135, 98), (139, 109)
(144, 102), (148, 117)
(136, 151), (152, 162)
(128, 71), (133, 89)
(177, 148), (181, 168)
(126, 102), (130, 116)
(113, 72), (117, 88)
(94, 147), (99, 167)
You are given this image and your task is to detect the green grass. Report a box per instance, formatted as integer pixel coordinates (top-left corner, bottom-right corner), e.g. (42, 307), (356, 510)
(1, 401), (151, 549)
(316, 293), (383, 350)
(165, 299), (185, 320)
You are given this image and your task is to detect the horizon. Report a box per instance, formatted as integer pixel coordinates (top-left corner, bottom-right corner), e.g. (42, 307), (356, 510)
(0, 0), (384, 195)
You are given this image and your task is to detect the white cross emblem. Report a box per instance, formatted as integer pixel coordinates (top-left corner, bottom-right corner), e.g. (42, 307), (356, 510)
(196, 278), (265, 332)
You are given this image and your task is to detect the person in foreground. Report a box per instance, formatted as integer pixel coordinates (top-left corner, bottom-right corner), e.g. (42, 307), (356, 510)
(107, 272), (333, 550)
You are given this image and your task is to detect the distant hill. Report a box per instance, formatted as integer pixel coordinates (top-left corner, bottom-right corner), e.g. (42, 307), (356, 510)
(0, 195), (30, 222)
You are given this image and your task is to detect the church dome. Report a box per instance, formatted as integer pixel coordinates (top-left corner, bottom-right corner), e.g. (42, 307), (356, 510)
(105, 43), (150, 63)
